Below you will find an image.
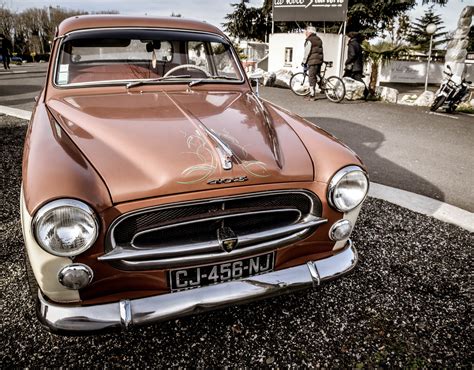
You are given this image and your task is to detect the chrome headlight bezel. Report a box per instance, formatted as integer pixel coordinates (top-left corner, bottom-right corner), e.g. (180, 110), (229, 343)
(328, 166), (369, 212)
(32, 199), (99, 257)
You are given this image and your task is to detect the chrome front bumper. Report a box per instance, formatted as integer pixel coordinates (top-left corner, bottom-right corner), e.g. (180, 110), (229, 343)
(37, 241), (358, 334)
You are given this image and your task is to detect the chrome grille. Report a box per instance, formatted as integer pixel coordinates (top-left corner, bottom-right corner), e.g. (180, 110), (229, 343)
(100, 190), (326, 270)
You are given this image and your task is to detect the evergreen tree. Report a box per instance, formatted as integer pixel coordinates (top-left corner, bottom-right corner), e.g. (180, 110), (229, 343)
(347, 0), (416, 38)
(406, 6), (449, 51)
(222, 1), (271, 42)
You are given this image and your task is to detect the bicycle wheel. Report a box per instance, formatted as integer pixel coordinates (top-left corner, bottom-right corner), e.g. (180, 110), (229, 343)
(324, 76), (346, 103)
(289, 72), (311, 96)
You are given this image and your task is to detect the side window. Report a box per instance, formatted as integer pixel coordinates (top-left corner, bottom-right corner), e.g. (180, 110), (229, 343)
(210, 42), (238, 78)
(284, 47), (293, 64)
(188, 41), (209, 70)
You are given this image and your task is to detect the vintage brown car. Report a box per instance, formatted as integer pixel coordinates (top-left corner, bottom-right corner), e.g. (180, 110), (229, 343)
(21, 15), (369, 334)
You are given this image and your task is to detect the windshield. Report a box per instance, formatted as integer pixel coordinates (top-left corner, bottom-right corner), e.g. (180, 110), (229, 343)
(55, 29), (243, 87)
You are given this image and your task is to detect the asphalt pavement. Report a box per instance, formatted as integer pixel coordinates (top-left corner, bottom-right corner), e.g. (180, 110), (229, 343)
(1, 116), (472, 367)
(0, 63), (47, 111)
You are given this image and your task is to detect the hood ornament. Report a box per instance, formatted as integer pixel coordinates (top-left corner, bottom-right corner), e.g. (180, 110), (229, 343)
(217, 226), (238, 253)
(204, 127), (234, 170)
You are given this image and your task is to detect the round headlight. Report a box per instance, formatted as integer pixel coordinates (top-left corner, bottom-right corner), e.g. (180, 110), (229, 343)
(33, 199), (99, 257)
(328, 166), (369, 212)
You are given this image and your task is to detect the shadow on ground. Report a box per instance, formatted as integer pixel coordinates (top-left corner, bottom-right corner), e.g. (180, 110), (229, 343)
(306, 117), (445, 205)
(0, 84), (40, 97)
(0, 97), (36, 106)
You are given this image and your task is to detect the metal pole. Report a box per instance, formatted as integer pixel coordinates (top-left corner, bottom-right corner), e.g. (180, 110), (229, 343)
(339, 21), (347, 78)
(425, 34), (433, 92)
(271, 0), (275, 34)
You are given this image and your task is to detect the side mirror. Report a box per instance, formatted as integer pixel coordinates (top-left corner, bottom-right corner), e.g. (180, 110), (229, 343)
(248, 71), (263, 80)
(248, 71), (263, 97)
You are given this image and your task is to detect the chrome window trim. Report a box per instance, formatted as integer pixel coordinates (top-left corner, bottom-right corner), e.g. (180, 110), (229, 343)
(32, 198), (99, 257)
(52, 27), (246, 89)
(327, 165), (369, 213)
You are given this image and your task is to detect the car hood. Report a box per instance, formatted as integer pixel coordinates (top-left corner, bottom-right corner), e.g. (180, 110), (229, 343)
(47, 90), (313, 203)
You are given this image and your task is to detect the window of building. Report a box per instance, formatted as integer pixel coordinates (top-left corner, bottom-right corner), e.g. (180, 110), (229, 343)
(284, 47), (293, 64)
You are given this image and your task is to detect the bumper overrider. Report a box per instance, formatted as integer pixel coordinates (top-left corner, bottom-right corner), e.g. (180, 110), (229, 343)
(37, 241), (357, 334)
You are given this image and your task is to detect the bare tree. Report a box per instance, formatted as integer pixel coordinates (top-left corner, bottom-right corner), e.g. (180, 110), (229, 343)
(0, 5), (14, 39)
(2, 5), (117, 56)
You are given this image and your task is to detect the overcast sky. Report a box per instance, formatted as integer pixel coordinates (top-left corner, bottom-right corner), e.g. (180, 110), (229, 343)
(3, 0), (471, 34)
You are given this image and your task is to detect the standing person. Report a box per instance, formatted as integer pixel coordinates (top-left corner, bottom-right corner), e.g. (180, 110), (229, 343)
(0, 34), (12, 70)
(344, 32), (368, 98)
(301, 26), (323, 100)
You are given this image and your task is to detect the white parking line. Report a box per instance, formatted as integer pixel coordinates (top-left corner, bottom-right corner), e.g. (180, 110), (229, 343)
(0, 105), (31, 120)
(1, 106), (472, 232)
(428, 111), (459, 120)
(369, 183), (474, 232)
(0, 70), (28, 74)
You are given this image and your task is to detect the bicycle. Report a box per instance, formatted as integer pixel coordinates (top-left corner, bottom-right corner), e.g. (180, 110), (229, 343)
(289, 61), (346, 103)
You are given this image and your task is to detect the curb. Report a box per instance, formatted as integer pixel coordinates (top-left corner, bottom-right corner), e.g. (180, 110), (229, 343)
(0, 70), (28, 75)
(0, 107), (472, 232)
(369, 183), (474, 233)
(0, 105), (31, 121)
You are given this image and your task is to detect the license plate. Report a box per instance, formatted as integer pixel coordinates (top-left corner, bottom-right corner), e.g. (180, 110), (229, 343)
(169, 252), (275, 291)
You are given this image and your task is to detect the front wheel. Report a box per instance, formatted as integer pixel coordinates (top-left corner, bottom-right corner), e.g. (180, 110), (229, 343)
(289, 72), (311, 96)
(430, 95), (446, 112)
(324, 76), (346, 103)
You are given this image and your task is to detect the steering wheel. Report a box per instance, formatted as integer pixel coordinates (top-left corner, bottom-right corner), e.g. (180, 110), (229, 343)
(163, 64), (211, 78)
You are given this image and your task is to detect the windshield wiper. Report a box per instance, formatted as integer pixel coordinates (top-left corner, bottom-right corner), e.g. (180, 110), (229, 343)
(188, 76), (240, 87)
(126, 75), (191, 89)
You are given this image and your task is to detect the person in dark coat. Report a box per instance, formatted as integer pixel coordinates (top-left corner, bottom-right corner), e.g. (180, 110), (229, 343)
(344, 32), (368, 98)
(0, 34), (12, 70)
(301, 26), (323, 100)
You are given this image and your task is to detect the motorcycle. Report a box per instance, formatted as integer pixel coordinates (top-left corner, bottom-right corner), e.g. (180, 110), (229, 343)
(430, 65), (472, 113)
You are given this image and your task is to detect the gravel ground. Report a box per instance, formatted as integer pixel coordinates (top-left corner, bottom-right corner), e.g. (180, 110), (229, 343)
(1, 116), (472, 367)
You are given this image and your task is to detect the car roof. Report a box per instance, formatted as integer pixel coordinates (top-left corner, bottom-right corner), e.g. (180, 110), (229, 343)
(57, 15), (226, 37)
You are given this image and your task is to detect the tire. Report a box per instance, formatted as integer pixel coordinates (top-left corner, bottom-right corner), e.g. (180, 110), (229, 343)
(430, 95), (446, 112)
(323, 76), (346, 103)
(289, 72), (311, 96)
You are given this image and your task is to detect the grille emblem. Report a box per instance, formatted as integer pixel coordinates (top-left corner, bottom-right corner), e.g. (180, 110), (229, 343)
(217, 226), (238, 253)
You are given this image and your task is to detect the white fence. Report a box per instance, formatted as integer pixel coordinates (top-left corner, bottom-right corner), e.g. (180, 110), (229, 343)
(265, 34), (474, 85)
(379, 61), (473, 84)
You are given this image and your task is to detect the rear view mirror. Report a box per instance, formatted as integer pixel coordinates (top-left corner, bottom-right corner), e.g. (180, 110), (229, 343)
(146, 41), (161, 52)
